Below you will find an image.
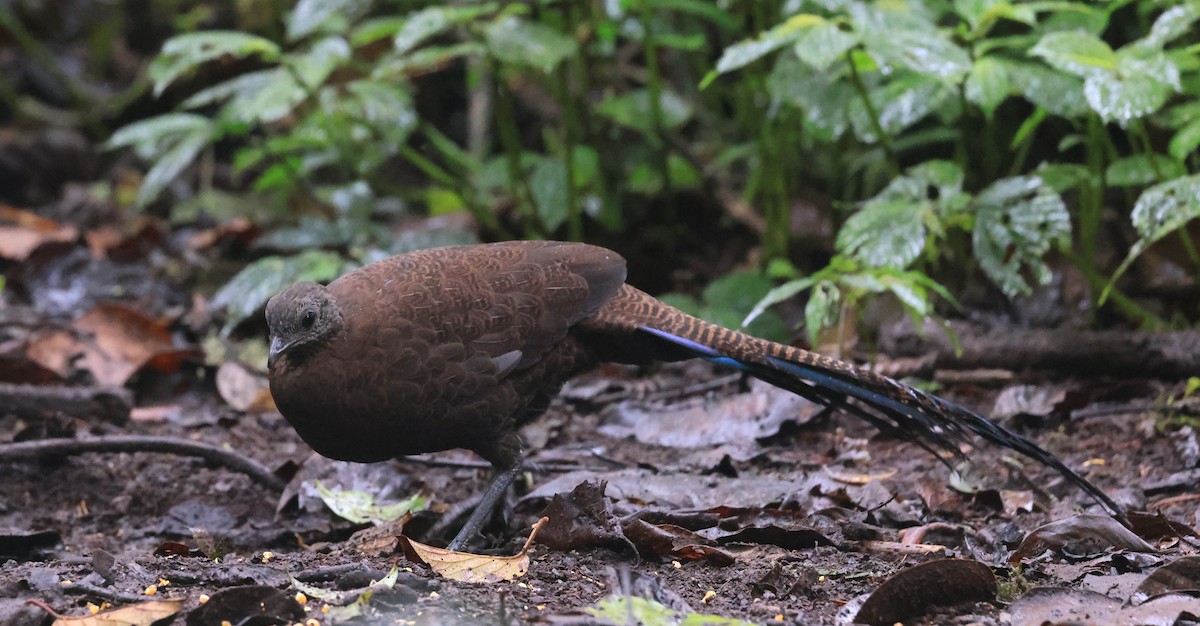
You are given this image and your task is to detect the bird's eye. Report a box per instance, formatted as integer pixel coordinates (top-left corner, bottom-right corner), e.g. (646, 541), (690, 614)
(301, 310), (317, 329)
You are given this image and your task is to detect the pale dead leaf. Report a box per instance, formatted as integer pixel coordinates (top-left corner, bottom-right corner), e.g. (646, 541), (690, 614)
(825, 466), (897, 485)
(0, 205), (78, 261)
(401, 517), (548, 583)
(28, 598), (182, 626)
(216, 362), (276, 412)
(26, 330), (86, 378)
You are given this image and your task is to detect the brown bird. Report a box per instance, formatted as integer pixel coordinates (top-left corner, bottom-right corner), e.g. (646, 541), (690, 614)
(266, 241), (1121, 548)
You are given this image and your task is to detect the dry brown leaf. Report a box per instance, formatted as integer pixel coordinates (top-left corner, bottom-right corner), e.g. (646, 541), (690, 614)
(401, 517), (548, 583)
(27, 598), (182, 626)
(72, 304), (184, 387)
(0, 205), (78, 261)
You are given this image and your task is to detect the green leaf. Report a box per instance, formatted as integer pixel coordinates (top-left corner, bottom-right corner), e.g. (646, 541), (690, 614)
(212, 250), (349, 333)
(530, 157), (569, 231)
(253, 216), (354, 252)
(848, 73), (952, 142)
(1005, 60), (1088, 118)
(792, 20), (858, 72)
(1130, 174), (1200, 243)
(287, 0), (370, 41)
(344, 80), (417, 142)
(837, 200), (926, 269)
(699, 272), (790, 342)
(149, 31), (281, 96)
(106, 113), (211, 156)
(1169, 117), (1200, 161)
(393, 4), (495, 56)
(1030, 31), (1116, 78)
(289, 36), (351, 88)
(707, 14), (823, 81)
(485, 16), (577, 73)
(862, 27), (971, 80)
(768, 55), (855, 141)
(373, 42), (485, 77)
(1105, 154), (1184, 187)
(313, 481), (427, 525)
(1077, 49), (1179, 124)
(588, 595), (758, 626)
(182, 69), (307, 123)
(804, 280), (839, 347)
(742, 276), (817, 327)
(1142, 3), (1200, 48)
(971, 176), (1070, 298)
(350, 16), (407, 46)
(1104, 174), (1200, 302)
(1034, 162), (1091, 193)
(137, 132), (208, 207)
(965, 56), (1011, 117)
(595, 89), (693, 133)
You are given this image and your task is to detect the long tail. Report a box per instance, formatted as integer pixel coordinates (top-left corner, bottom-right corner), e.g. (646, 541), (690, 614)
(587, 286), (1124, 521)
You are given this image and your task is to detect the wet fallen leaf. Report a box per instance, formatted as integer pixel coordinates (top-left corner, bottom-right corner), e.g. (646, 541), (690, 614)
(0, 206), (78, 261)
(215, 362), (276, 412)
(27, 598), (182, 626)
(25, 330), (85, 379)
(401, 517), (548, 583)
(1133, 556), (1200, 604)
(852, 559), (996, 626)
(1011, 515), (1157, 564)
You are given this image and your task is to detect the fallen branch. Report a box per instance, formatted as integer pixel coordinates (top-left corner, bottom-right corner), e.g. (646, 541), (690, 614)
(0, 435), (285, 491)
(879, 321), (1200, 380)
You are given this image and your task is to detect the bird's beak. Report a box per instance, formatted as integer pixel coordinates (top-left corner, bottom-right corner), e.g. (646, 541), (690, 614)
(268, 336), (285, 370)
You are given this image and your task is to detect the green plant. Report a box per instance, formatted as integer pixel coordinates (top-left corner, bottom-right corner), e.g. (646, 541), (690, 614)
(712, 0), (1200, 337)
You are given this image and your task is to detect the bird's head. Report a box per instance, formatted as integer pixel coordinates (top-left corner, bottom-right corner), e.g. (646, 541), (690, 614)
(265, 282), (344, 370)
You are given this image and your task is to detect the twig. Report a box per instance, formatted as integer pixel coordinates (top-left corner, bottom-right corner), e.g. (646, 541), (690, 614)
(0, 436), (285, 491)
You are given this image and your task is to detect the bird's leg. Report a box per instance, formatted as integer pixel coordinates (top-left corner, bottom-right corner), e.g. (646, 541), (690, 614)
(446, 459), (523, 551)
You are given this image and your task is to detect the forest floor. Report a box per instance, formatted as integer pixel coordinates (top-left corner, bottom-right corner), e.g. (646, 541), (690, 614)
(1, 318), (1198, 625)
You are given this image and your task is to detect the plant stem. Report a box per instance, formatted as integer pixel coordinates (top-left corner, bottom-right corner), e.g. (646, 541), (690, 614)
(640, 0), (674, 221)
(846, 51), (899, 178)
(493, 61), (541, 236)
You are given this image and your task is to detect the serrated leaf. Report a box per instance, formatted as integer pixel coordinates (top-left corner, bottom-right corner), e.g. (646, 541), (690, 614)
(530, 157), (569, 231)
(965, 56), (1011, 117)
(971, 176), (1070, 298)
(792, 21), (858, 71)
(768, 55), (855, 141)
(1030, 31), (1115, 79)
(862, 27), (970, 79)
(212, 250), (348, 333)
(484, 16), (577, 73)
(393, 4), (495, 56)
(287, 0), (370, 41)
(149, 31), (281, 95)
(875, 160), (966, 206)
(837, 200), (926, 269)
(1105, 154), (1184, 187)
